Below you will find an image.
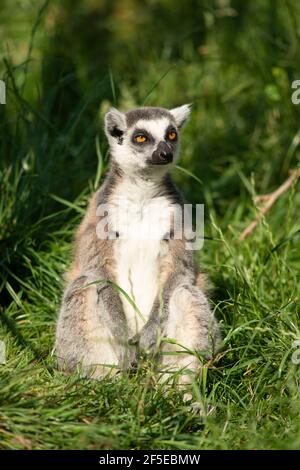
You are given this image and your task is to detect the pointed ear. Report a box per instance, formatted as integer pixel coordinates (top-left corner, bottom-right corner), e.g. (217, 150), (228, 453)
(170, 103), (192, 128)
(104, 107), (126, 141)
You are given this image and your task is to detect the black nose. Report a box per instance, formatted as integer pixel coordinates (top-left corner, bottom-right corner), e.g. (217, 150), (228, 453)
(151, 141), (173, 165)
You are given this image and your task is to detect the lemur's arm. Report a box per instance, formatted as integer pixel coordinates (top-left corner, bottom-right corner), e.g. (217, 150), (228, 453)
(138, 277), (175, 353)
(65, 185), (131, 343)
(139, 239), (195, 352)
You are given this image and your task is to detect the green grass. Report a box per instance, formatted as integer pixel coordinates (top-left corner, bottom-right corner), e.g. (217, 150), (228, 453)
(1, 0), (300, 450)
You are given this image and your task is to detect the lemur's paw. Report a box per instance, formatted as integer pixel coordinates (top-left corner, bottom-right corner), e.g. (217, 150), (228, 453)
(139, 327), (157, 354)
(183, 393), (216, 417)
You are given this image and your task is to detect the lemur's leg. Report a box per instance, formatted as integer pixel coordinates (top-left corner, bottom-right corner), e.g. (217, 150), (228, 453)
(55, 274), (135, 379)
(160, 283), (220, 386)
(139, 270), (220, 389)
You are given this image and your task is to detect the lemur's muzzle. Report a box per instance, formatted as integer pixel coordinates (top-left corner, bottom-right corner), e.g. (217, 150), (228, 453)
(151, 141), (173, 165)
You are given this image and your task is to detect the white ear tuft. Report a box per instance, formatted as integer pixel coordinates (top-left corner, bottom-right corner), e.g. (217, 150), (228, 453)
(169, 103), (192, 128)
(104, 107), (126, 139)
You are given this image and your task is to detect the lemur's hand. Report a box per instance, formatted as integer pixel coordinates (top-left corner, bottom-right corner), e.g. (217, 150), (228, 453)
(138, 320), (159, 354)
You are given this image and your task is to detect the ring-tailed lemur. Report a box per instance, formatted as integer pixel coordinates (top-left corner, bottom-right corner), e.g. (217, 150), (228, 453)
(55, 105), (221, 390)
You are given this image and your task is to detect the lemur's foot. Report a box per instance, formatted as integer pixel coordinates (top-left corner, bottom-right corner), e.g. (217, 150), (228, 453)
(183, 393), (216, 417)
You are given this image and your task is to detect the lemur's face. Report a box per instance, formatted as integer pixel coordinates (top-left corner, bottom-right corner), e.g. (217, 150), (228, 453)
(104, 105), (191, 174)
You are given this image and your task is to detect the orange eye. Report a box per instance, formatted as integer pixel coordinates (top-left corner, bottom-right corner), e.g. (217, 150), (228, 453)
(168, 131), (177, 141)
(135, 134), (147, 143)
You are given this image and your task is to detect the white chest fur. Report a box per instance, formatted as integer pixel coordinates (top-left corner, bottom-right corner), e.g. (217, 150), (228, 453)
(109, 177), (172, 335)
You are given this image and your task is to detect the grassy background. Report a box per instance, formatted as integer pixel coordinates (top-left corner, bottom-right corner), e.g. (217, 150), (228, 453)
(0, 0), (300, 449)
